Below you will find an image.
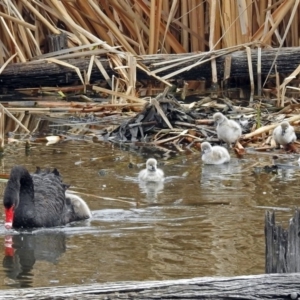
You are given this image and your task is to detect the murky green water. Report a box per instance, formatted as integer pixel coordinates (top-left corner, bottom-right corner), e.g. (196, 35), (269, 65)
(0, 138), (298, 289)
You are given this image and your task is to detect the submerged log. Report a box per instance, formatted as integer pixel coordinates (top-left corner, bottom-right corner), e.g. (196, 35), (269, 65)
(265, 210), (300, 274)
(1, 47), (300, 89)
(1, 274), (300, 299)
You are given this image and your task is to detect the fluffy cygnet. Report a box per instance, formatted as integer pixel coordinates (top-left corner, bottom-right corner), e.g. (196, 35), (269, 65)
(201, 142), (230, 165)
(213, 112), (242, 146)
(138, 158), (164, 182)
(273, 121), (296, 147)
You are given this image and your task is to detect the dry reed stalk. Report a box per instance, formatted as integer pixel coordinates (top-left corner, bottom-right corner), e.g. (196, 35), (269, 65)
(88, 0), (137, 55)
(198, 1), (205, 51)
(150, 98), (173, 129)
(209, 0), (217, 85)
(112, 5), (139, 50)
(35, 49), (110, 61)
(213, 1), (221, 50)
(275, 65), (280, 107)
(21, 0), (60, 35)
(0, 53), (17, 74)
(245, 46), (254, 103)
(188, 0), (198, 52)
(86, 55), (95, 84)
(47, 0), (90, 45)
(109, 53), (129, 82)
(0, 16), (26, 62)
(180, 0), (188, 51)
(149, 0), (158, 54)
(291, 1), (298, 46)
(94, 57), (112, 88)
(136, 0), (186, 53)
(92, 85), (146, 103)
(235, 1), (243, 45)
(221, 0), (233, 47)
(0, 11), (36, 31)
(63, 1), (94, 34)
(135, 63), (172, 86)
(33, 42), (109, 60)
(258, 0), (268, 26)
(263, 0), (300, 87)
(242, 114), (300, 140)
(279, 64), (300, 107)
(5, 0), (35, 59)
(246, 0), (253, 37)
(162, 0), (177, 53)
(252, 0), (295, 42)
(154, 0), (163, 53)
(44, 58), (84, 85)
(70, 1), (112, 44)
(237, 0), (250, 43)
(133, 20), (146, 55)
(160, 51), (227, 80)
(1, 104), (31, 133)
(114, 0), (150, 44)
(161, 1), (171, 52)
(127, 53), (136, 98)
(46, 1), (116, 52)
(257, 47), (261, 96)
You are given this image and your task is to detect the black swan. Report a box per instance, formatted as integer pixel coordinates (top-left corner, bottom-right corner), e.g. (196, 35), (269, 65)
(3, 166), (91, 229)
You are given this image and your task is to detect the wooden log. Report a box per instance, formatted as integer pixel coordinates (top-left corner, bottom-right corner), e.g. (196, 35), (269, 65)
(1, 47), (300, 89)
(1, 273), (300, 299)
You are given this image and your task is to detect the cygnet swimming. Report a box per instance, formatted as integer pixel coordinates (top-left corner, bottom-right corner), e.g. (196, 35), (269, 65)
(201, 142), (230, 165)
(138, 158), (164, 182)
(213, 112), (242, 146)
(273, 121), (297, 148)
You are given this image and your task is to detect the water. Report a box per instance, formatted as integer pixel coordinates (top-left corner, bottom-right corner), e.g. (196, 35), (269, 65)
(0, 140), (298, 289)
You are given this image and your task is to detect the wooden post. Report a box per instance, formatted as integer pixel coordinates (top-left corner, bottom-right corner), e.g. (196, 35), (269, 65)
(47, 33), (68, 53)
(265, 209), (300, 273)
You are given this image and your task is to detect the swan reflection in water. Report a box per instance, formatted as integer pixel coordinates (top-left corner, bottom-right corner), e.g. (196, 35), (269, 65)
(200, 160), (241, 189)
(3, 231), (66, 288)
(139, 180), (164, 201)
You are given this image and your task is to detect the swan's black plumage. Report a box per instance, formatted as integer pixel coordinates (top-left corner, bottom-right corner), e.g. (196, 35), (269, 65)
(3, 166), (90, 229)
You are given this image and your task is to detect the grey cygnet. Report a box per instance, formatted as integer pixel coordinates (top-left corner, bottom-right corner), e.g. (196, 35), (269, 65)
(138, 158), (164, 182)
(213, 112), (242, 147)
(201, 142), (230, 165)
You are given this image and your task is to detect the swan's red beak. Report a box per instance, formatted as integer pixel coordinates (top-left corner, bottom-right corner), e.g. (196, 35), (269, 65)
(4, 207), (14, 229)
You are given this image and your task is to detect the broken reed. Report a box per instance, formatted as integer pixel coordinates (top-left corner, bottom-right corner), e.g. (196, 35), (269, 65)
(0, 0), (300, 63)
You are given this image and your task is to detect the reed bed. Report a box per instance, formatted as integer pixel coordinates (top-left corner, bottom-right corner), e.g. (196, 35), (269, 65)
(0, 1), (299, 61)
(0, 1), (299, 97)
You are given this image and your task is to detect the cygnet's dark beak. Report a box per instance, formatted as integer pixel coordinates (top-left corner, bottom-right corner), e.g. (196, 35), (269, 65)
(281, 129), (286, 136)
(150, 165), (156, 171)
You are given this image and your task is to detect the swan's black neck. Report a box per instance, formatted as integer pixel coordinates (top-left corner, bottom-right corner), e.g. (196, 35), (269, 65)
(3, 166), (34, 209)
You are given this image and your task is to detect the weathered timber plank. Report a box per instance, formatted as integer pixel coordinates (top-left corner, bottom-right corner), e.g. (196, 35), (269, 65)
(0, 274), (300, 300)
(0, 47), (300, 89)
(266, 209), (300, 274)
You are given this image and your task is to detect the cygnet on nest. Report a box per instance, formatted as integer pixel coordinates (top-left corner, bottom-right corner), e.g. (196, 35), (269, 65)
(201, 142), (230, 165)
(213, 112), (242, 147)
(273, 121), (297, 148)
(138, 158), (164, 182)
